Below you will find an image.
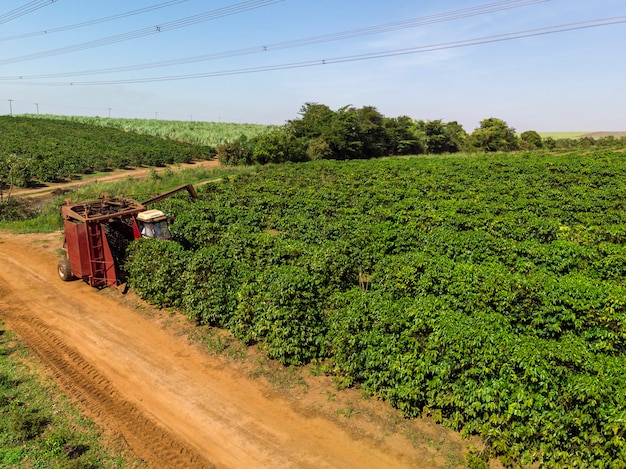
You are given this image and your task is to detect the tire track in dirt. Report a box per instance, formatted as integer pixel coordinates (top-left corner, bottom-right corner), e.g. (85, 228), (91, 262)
(3, 309), (214, 469)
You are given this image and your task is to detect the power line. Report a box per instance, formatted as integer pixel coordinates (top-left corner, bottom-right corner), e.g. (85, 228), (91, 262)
(0, 0), (58, 25)
(0, 0), (285, 65)
(0, 0), (550, 80)
(10, 15), (622, 86)
(1, 97), (107, 112)
(3, 97), (214, 120)
(0, 0), (190, 42)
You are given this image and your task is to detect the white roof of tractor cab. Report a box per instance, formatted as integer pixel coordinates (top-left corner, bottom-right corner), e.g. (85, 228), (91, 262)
(137, 209), (167, 223)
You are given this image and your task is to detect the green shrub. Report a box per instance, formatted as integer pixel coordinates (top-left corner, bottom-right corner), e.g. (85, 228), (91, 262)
(125, 238), (191, 308)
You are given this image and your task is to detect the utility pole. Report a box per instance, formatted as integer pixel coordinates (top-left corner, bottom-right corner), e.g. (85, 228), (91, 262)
(8, 99), (13, 116)
(108, 108), (111, 118)
(35, 103), (39, 114)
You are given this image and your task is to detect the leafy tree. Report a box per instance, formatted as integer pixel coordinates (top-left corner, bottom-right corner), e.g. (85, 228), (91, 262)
(578, 137), (596, 148)
(216, 137), (252, 165)
(413, 120), (467, 154)
(469, 118), (519, 152)
(251, 129), (301, 164)
(287, 102), (335, 139)
(444, 121), (468, 153)
(420, 119), (448, 154)
(273, 104), (470, 161)
(355, 106), (388, 158)
(306, 137), (333, 161)
(327, 106), (363, 160)
(0, 154), (32, 199)
(543, 136), (556, 150)
(519, 130), (543, 150)
(382, 116), (425, 155)
(287, 104), (364, 160)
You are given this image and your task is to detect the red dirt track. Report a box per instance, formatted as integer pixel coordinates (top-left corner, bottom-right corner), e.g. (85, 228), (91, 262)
(11, 159), (221, 198)
(0, 232), (468, 468)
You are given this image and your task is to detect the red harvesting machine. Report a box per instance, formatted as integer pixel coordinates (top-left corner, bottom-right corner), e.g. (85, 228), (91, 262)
(57, 184), (197, 290)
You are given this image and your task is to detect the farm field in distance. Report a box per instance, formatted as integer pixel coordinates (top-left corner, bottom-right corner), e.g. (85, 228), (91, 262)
(21, 113), (274, 147)
(538, 131), (626, 139)
(537, 131), (594, 139)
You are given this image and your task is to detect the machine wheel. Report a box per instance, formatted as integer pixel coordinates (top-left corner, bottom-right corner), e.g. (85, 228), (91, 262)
(58, 259), (74, 282)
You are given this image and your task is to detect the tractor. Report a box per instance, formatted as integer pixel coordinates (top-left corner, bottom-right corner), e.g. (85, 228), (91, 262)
(57, 184), (197, 290)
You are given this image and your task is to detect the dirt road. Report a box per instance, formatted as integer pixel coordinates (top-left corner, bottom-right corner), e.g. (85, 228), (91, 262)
(11, 159), (221, 198)
(0, 232), (472, 468)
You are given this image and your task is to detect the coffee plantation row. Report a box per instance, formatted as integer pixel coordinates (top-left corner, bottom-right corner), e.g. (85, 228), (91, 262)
(0, 116), (214, 185)
(124, 150), (626, 467)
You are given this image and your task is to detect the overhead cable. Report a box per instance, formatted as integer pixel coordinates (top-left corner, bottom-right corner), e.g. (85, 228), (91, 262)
(0, 0), (284, 65)
(0, 0), (58, 25)
(0, 0), (190, 42)
(0, 0), (550, 79)
(11, 15), (623, 86)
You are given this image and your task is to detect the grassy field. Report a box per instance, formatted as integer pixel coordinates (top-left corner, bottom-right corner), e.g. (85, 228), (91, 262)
(536, 131), (590, 139)
(537, 131), (626, 139)
(21, 114), (274, 147)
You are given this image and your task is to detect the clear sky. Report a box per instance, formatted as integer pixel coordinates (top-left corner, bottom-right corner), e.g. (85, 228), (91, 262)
(1, 0), (624, 132)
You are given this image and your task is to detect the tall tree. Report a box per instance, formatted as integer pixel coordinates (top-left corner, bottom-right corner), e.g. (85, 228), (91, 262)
(414, 119), (467, 154)
(470, 118), (519, 152)
(382, 116), (426, 155)
(443, 121), (467, 153)
(288, 102), (335, 139)
(520, 130), (543, 150)
(355, 106), (387, 158)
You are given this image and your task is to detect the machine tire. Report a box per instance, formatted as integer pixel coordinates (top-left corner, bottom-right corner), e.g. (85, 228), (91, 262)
(58, 259), (74, 282)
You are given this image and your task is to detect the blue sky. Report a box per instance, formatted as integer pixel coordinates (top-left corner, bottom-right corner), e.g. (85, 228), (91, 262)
(1, 0), (625, 131)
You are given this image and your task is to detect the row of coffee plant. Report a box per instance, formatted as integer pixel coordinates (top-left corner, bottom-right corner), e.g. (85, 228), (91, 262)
(125, 150), (626, 466)
(0, 116), (214, 185)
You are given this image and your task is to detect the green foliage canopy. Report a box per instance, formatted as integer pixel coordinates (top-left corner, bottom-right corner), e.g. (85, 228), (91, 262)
(126, 150), (626, 466)
(469, 117), (520, 152)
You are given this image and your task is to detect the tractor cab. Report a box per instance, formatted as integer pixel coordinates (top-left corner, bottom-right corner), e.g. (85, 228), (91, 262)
(137, 209), (172, 240)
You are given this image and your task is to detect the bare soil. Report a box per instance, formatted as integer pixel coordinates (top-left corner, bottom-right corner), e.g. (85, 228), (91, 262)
(0, 231), (482, 468)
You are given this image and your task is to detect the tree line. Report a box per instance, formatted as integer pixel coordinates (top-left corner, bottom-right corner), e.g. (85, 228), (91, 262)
(216, 102), (626, 165)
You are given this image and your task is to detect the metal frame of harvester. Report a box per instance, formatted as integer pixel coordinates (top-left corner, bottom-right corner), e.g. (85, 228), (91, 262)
(58, 184), (197, 290)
